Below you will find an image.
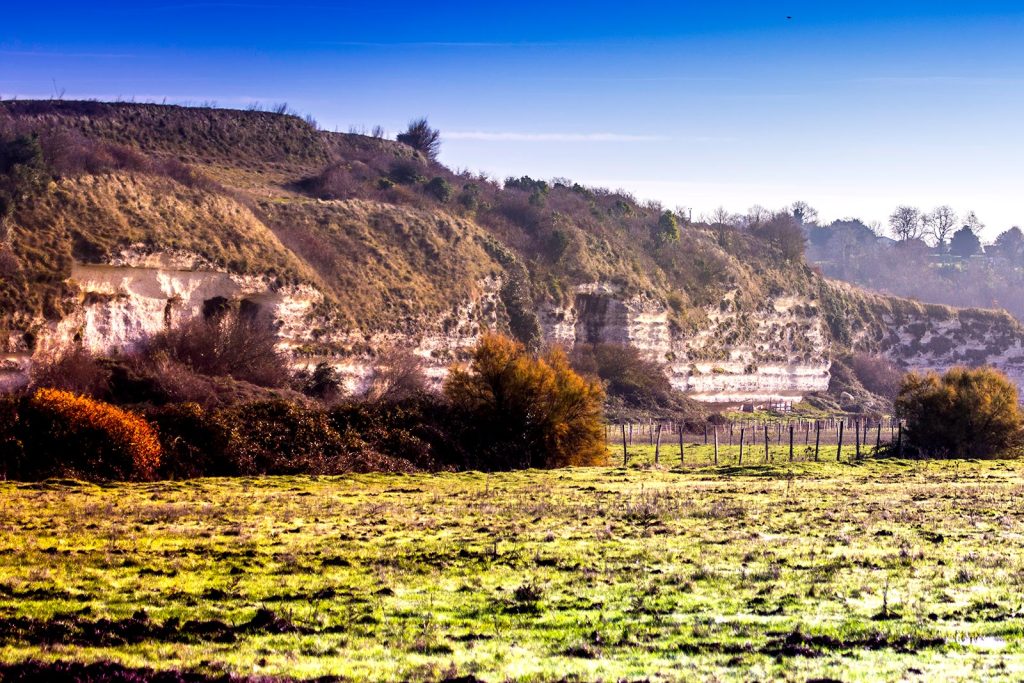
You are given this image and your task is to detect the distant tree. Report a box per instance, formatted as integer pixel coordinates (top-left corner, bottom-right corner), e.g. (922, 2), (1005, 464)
(896, 366), (1022, 458)
(744, 204), (770, 229)
(964, 210), (985, 234)
(396, 117), (441, 161)
(791, 200), (819, 226)
(654, 210), (680, 243)
(889, 206), (923, 241)
(990, 226), (1024, 263)
(949, 225), (982, 258)
(925, 205), (957, 248)
(0, 134), (48, 229)
(710, 206), (735, 227)
(759, 211), (806, 261)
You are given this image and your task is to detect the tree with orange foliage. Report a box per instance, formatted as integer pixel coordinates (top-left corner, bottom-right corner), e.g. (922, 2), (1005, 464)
(895, 366), (1022, 458)
(445, 333), (606, 469)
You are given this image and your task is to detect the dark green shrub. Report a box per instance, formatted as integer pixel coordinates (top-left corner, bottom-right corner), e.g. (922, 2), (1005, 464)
(425, 176), (452, 202)
(147, 402), (236, 478)
(388, 159), (426, 185)
(396, 118), (441, 160)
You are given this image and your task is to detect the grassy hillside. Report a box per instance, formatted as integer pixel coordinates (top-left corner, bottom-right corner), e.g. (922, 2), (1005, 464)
(1, 100), (1019, 365)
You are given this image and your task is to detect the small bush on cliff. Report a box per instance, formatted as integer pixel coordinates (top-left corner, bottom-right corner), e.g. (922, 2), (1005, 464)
(145, 309), (288, 388)
(571, 343), (674, 410)
(895, 366), (1023, 458)
(0, 389), (160, 480)
(445, 333), (606, 469)
(396, 118), (441, 161)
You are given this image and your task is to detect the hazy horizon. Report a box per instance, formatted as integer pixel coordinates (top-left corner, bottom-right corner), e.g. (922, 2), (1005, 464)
(4, 1), (1023, 239)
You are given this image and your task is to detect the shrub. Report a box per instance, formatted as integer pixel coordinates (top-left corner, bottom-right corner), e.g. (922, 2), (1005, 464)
(396, 118), (441, 161)
(388, 159), (426, 185)
(294, 361), (343, 402)
(654, 210), (680, 243)
(895, 366), (1023, 458)
(571, 343), (674, 410)
(445, 334), (606, 469)
(425, 176), (453, 202)
(147, 402), (235, 478)
(215, 399), (353, 475)
(29, 347), (111, 397)
(849, 353), (903, 400)
(0, 389), (161, 480)
(365, 348), (428, 403)
(144, 309), (288, 388)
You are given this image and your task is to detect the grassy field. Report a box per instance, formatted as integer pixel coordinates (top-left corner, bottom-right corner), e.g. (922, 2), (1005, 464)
(2, 454), (1024, 681)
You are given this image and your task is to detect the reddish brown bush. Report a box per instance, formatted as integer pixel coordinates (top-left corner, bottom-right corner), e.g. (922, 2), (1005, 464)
(0, 388), (161, 480)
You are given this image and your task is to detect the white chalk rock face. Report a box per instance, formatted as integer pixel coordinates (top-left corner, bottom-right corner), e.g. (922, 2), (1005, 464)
(540, 286), (832, 404)
(15, 257), (1024, 405)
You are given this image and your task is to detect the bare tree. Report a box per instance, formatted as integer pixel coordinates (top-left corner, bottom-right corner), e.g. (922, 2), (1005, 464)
(710, 206), (735, 227)
(791, 200), (819, 225)
(926, 205), (957, 247)
(366, 347), (428, 402)
(964, 210), (985, 233)
(744, 204), (770, 229)
(889, 206), (923, 241)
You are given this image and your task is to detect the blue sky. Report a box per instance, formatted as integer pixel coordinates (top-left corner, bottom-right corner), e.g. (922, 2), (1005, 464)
(3, 1), (1023, 238)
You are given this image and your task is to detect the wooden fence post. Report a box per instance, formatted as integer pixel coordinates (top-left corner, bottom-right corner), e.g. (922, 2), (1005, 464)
(654, 424), (662, 465)
(814, 420), (820, 461)
(837, 421), (844, 462)
(678, 423), (684, 465)
(855, 419), (861, 460)
(764, 425), (770, 463)
(789, 423), (794, 462)
(713, 425), (719, 465)
(876, 422), (882, 451)
(739, 428), (745, 465)
(620, 423), (628, 466)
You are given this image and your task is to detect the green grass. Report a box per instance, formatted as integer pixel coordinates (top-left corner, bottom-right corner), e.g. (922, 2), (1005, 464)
(2, 458), (1024, 681)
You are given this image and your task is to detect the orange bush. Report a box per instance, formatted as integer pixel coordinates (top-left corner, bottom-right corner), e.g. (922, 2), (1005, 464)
(27, 388), (161, 479)
(445, 333), (606, 469)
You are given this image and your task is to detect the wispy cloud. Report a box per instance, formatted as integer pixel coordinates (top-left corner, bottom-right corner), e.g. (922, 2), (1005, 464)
(853, 76), (1024, 85)
(444, 131), (667, 142)
(0, 50), (136, 58)
(319, 41), (561, 48)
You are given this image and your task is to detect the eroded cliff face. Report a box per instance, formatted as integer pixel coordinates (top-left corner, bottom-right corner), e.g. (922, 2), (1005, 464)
(870, 309), (1024, 390)
(7, 255), (1024, 405)
(540, 285), (832, 404)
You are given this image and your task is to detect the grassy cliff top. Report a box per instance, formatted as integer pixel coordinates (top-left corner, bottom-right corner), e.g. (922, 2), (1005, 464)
(1, 100), (1018, 350)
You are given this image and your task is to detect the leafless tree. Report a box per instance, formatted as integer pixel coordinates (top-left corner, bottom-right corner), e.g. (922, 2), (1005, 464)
(791, 200), (819, 225)
(926, 205), (957, 247)
(744, 204), (770, 229)
(964, 210), (985, 233)
(889, 205), (923, 241)
(710, 206), (735, 227)
(366, 347), (428, 402)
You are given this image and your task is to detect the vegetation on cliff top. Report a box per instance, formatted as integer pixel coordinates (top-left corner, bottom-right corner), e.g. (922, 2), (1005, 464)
(0, 100), (1018, 364)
